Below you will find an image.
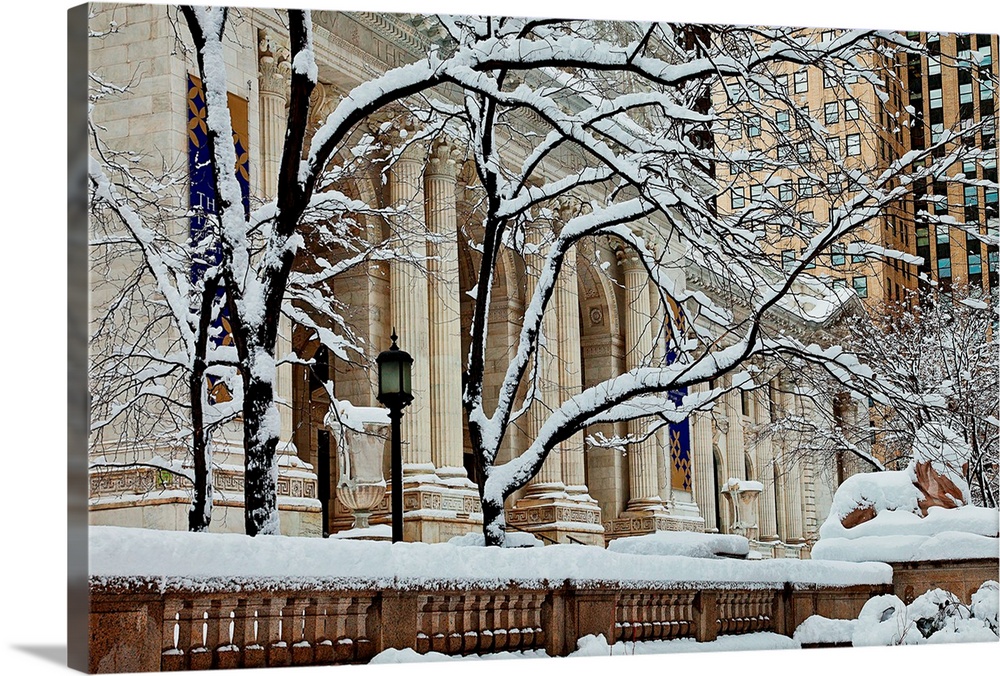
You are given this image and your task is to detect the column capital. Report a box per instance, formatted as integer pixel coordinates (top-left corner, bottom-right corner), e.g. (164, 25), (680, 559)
(425, 138), (462, 179)
(308, 82), (341, 129)
(258, 29), (291, 97)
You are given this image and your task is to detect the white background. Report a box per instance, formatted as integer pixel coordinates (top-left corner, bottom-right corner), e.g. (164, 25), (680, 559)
(1, 0), (997, 674)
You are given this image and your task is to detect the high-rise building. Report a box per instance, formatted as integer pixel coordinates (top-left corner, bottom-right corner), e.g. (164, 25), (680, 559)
(715, 30), (998, 310)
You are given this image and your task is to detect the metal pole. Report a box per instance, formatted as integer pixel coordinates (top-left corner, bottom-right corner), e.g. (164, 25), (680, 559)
(390, 406), (403, 543)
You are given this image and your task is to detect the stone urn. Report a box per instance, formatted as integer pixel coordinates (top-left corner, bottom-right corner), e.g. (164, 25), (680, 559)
(325, 401), (390, 530)
(721, 478), (763, 540)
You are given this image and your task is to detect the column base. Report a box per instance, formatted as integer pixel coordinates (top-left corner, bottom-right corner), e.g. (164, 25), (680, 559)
(390, 475), (484, 543)
(603, 509), (706, 543)
(508, 495), (605, 546)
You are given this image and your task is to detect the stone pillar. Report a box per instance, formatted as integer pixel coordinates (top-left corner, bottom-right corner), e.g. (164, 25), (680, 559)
(386, 126), (434, 475)
(691, 382), (718, 533)
(622, 253), (663, 512)
(778, 378), (805, 545)
(554, 225), (587, 497)
(509, 205), (603, 545)
(424, 139), (466, 481)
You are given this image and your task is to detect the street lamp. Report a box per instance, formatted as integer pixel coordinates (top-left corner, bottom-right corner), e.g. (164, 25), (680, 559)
(376, 328), (413, 543)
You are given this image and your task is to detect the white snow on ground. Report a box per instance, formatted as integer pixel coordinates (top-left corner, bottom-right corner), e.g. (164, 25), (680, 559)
(89, 526), (891, 590)
(607, 531), (750, 559)
(450, 531), (545, 548)
(328, 524), (391, 540)
(370, 632), (799, 663)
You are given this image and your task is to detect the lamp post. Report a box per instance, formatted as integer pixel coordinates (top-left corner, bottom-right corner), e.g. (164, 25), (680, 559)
(376, 328), (413, 543)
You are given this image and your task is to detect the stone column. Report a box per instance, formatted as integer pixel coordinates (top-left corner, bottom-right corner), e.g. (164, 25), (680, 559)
(691, 382), (718, 532)
(779, 377), (805, 544)
(523, 220), (566, 497)
(554, 227), (588, 497)
(508, 205), (604, 545)
(386, 125), (434, 476)
(258, 30), (294, 446)
(622, 253), (664, 512)
(424, 139), (467, 481)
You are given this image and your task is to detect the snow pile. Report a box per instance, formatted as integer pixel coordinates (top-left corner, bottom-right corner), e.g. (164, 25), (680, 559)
(371, 647), (547, 663)
(571, 632), (798, 656)
(328, 524), (391, 540)
(792, 615), (857, 645)
(607, 531), (750, 559)
(813, 504), (999, 563)
(449, 531), (544, 548)
(850, 583), (999, 646)
(89, 526), (891, 590)
(369, 632), (800, 663)
(822, 469), (921, 532)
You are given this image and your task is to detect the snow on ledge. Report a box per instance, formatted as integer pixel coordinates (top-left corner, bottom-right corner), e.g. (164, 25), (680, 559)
(89, 526), (891, 591)
(607, 531), (750, 559)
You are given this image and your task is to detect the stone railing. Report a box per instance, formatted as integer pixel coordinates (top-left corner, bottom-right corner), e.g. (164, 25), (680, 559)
(89, 577), (890, 673)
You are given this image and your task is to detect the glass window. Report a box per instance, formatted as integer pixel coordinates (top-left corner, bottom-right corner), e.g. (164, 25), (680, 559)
(852, 276), (868, 297)
(797, 142), (811, 162)
(929, 88), (943, 108)
(846, 134), (861, 156)
(728, 118), (742, 139)
(989, 250), (998, 271)
(750, 184), (764, 203)
(937, 222), (950, 243)
(851, 241), (866, 263)
(798, 177), (813, 196)
(960, 83), (973, 104)
(779, 183), (793, 202)
(937, 257), (952, 278)
(965, 185), (979, 206)
(827, 137), (841, 158)
(777, 74), (789, 94)
(823, 70), (834, 89)
(782, 249), (796, 270)
(833, 277), (847, 289)
(731, 187), (745, 209)
(832, 244), (846, 266)
(776, 110), (790, 132)
(844, 99), (859, 120)
(916, 226), (930, 247)
(969, 253), (983, 274)
(794, 70), (808, 93)
(749, 115), (762, 137)
(803, 252), (816, 269)
(824, 102), (839, 125)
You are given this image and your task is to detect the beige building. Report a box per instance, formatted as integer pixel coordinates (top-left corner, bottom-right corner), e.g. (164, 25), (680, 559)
(88, 5), (866, 555)
(715, 30), (998, 309)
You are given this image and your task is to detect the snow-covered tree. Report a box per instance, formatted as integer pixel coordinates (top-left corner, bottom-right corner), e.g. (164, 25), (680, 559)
(434, 22), (994, 544)
(93, 7), (994, 541)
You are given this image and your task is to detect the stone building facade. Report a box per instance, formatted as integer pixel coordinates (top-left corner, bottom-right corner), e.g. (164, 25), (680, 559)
(87, 4), (858, 554)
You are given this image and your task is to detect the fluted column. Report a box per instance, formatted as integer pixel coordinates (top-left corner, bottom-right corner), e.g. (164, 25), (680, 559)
(623, 253), (663, 511)
(755, 391), (779, 541)
(424, 139), (466, 480)
(691, 382), (717, 532)
(524, 220), (565, 496)
(724, 384), (746, 482)
(554, 202), (588, 496)
(387, 129), (433, 474)
(779, 377), (805, 543)
(257, 31), (294, 445)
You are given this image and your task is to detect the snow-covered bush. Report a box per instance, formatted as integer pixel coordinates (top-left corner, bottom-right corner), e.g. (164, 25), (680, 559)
(850, 582), (999, 646)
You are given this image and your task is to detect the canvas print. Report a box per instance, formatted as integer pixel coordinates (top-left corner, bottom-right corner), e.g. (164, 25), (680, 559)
(77, 2), (999, 673)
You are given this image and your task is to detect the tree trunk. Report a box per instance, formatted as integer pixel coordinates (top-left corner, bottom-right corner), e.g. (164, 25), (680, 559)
(482, 495), (506, 547)
(243, 374), (281, 536)
(188, 371), (212, 532)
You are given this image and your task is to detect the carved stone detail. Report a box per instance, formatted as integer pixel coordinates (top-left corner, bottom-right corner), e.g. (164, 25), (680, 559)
(258, 29), (291, 97)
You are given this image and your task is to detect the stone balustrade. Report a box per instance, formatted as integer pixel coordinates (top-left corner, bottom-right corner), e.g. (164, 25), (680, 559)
(88, 577), (890, 672)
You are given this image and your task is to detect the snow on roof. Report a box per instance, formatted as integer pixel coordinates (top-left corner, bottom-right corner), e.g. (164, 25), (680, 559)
(607, 531), (750, 559)
(89, 526), (891, 591)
